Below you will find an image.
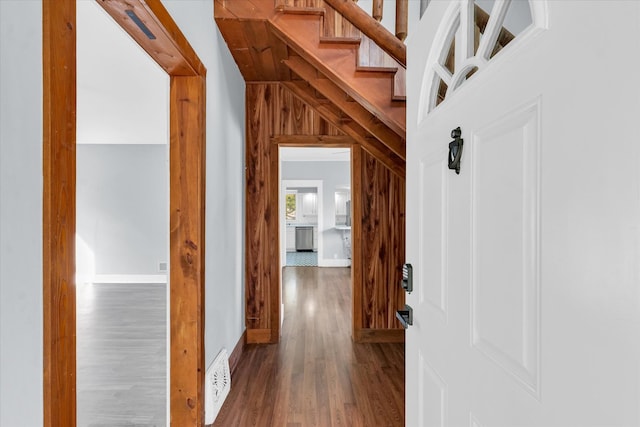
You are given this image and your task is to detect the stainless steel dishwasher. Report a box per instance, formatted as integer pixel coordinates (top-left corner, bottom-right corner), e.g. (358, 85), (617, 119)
(295, 226), (313, 252)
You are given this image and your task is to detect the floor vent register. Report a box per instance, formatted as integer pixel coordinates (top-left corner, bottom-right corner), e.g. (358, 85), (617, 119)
(205, 348), (231, 424)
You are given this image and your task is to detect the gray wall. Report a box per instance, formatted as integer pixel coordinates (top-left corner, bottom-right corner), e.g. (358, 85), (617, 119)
(0, 1), (246, 424)
(163, 1), (246, 367)
(282, 161), (351, 263)
(0, 1), (43, 425)
(76, 144), (169, 278)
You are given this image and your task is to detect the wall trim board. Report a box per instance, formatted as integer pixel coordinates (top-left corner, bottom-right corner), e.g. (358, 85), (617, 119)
(43, 1), (206, 425)
(354, 328), (405, 343)
(319, 259), (351, 267)
(87, 275), (168, 284)
(272, 135), (354, 147)
(228, 329), (247, 376)
(350, 146), (364, 340)
(247, 329), (272, 344)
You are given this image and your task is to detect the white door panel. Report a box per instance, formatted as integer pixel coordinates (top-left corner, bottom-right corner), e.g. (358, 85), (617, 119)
(407, 1), (640, 426)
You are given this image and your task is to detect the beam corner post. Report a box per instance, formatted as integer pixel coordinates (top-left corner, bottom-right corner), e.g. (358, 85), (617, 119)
(43, 0), (78, 425)
(169, 74), (207, 426)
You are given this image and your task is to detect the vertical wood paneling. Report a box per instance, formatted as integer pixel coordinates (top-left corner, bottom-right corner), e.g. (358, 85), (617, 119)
(246, 84), (275, 338)
(170, 75), (206, 425)
(246, 83), (404, 344)
(269, 142), (281, 342)
(43, 1), (77, 425)
(359, 149), (405, 333)
(351, 146), (364, 339)
(246, 83), (343, 344)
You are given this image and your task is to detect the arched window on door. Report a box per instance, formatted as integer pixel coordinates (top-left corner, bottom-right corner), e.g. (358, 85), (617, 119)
(420, 0), (547, 117)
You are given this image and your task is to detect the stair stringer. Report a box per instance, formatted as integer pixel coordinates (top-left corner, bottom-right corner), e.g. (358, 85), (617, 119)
(268, 12), (405, 138)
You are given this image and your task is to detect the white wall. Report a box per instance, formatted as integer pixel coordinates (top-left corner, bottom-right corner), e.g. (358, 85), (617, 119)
(76, 144), (169, 279)
(77, 1), (170, 283)
(0, 1), (43, 425)
(282, 161), (351, 265)
(0, 1), (246, 424)
(162, 1), (246, 365)
(77, 1), (169, 145)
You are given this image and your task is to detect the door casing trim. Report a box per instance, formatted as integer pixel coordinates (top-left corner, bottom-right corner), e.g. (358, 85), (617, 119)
(43, 1), (207, 425)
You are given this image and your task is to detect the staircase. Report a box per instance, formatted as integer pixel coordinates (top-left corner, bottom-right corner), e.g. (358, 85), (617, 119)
(214, 0), (406, 176)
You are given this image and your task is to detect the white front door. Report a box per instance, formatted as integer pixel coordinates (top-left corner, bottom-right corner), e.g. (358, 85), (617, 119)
(406, 1), (640, 425)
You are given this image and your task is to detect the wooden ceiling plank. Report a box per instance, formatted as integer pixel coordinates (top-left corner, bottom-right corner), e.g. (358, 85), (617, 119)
(233, 49), (261, 81)
(215, 20), (260, 81)
(214, 0), (276, 20)
(244, 21), (279, 81)
(268, 24), (292, 81)
(215, 19), (252, 50)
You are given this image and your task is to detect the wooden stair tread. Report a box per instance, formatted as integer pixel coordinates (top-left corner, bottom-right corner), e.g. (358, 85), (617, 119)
(319, 36), (362, 45)
(355, 65), (398, 73)
(276, 5), (325, 15)
(270, 13), (405, 136)
(275, 1), (406, 104)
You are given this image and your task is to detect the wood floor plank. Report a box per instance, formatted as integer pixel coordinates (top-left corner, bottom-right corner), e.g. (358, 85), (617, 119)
(212, 267), (404, 426)
(76, 283), (167, 427)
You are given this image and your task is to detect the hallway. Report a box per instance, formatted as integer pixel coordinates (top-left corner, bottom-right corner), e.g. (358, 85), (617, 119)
(213, 267), (405, 426)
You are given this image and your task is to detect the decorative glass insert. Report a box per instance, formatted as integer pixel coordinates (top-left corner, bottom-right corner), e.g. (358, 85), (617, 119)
(474, 0), (495, 55)
(423, 0), (537, 114)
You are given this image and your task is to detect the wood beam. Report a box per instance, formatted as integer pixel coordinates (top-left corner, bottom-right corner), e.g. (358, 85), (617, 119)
(283, 56), (405, 159)
(169, 75), (206, 426)
(43, 1), (77, 425)
(96, 0), (206, 76)
(272, 135), (354, 146)
(282, 80), (405, 177)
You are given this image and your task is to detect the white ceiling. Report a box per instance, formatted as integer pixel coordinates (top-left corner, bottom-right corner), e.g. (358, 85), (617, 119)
(76, 1), (169, 145)
(280, 147), (350, 162)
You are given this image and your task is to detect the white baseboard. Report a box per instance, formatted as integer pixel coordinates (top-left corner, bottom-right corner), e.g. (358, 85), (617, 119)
(318, 259), (351, 267)
(86, 274), (168, 284)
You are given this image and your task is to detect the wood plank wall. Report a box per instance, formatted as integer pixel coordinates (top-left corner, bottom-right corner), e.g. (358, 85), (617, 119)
(354, 147), (405, 342)
(245, 83), (405, 344)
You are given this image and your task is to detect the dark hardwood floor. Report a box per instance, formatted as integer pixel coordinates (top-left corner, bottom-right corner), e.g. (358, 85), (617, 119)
(213, 267), (405, 427)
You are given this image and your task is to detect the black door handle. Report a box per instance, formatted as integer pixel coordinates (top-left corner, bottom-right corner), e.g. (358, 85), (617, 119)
(448, 127), (463, 174)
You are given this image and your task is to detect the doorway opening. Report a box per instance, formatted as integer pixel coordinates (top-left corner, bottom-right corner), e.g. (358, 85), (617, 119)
(43, 1), (206, 424)
(278, 146), (352, 330)
(75, 2), (170, 424)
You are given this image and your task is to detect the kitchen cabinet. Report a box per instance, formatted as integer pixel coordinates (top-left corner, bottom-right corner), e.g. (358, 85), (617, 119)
(301, 192), (317, 216)
(286, 227), (296, 251)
